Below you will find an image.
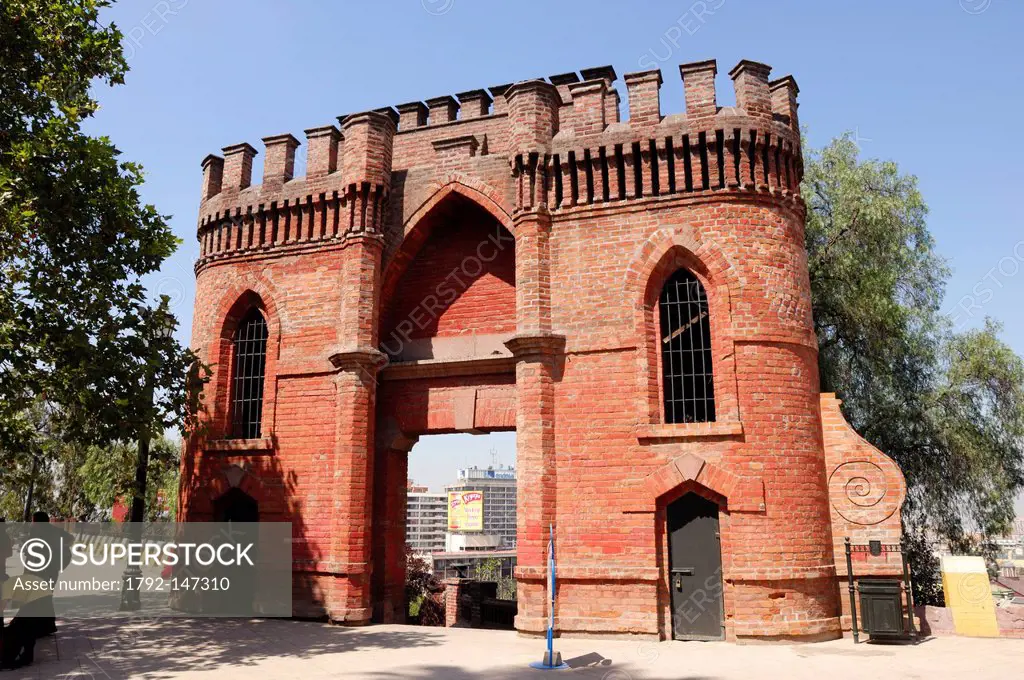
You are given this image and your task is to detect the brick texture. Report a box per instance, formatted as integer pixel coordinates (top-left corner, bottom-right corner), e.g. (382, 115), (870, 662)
(181, 58), (906, 642)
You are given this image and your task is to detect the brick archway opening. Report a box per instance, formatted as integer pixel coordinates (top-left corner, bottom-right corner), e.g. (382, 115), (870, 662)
(372, 191), (520, 624)
(213, 487), (260, 523)
(373, 432), (519, 625)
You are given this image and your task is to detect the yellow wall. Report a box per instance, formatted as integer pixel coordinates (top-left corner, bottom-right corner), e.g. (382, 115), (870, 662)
(941, 555), (999, 637)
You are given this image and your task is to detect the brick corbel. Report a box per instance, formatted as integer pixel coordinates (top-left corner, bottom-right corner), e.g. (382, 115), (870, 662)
(630, 452), (765, 513)
(376, 416), (419, 453)
(504, 332), (566, 359)
(328, 346), (387, 372)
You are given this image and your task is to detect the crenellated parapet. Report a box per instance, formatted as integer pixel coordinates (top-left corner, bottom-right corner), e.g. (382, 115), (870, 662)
(194, 58), (802, 271)
(525, 58), (803, 214)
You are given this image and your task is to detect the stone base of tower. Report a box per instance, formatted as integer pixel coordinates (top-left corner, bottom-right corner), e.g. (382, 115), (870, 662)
(292, 572), (373, 625)
(513, 576), (841, 641)
(727, 578), (842, 642)
(515, 576), (662, 638)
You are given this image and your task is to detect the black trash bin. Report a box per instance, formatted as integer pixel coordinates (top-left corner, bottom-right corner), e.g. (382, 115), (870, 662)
(858, 579), (906, 640)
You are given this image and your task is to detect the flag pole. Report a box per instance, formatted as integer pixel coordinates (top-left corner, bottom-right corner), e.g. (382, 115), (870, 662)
(530, 523), (568, 670)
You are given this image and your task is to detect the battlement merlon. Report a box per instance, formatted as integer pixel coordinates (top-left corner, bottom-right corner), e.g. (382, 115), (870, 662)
(679, 59), (718, 120)
(200, 154), (223, 200)
(505, 79), (561, 157)
(340, 111), (396, 234)
(728, 60), (773, 121)
(220, 142), (257, 194)
(456, 89), (493, 120)
(769, 75), (800, 131)
(197, 58), (801, 206)
(624, 69), (663, 128)
(425, 95), (459, 126)
(261, 133), (300, 188)
(304, 125), (342, 178)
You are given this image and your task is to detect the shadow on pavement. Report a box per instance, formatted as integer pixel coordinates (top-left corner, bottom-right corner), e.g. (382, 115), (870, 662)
(13, 616), (447, 679)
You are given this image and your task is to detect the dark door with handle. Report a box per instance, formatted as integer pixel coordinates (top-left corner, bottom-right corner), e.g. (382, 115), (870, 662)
(668, 493), (724, 640)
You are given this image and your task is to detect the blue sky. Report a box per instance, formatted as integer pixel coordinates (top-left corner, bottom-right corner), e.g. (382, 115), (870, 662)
(89, 1), (1023, 504)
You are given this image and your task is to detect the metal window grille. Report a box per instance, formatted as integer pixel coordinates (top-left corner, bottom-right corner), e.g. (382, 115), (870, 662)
(231, 309), (268, 439)
(659, 269), (715, 424)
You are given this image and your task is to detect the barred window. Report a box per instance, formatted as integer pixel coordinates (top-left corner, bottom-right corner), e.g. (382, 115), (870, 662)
(659, 269), (715, 423)
(231, 309), (268, 439)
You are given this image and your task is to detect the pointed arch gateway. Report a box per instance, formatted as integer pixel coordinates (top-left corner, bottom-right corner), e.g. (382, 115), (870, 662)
(380, 179), (517, 312)
(370, 182), (521, 624)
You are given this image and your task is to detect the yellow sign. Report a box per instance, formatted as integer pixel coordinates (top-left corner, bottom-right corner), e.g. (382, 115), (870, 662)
(941, 555), (999, 637)
(447, 491), (484, 532)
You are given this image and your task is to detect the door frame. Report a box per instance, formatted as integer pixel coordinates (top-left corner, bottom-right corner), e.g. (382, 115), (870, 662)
(663, 489), (725, 641)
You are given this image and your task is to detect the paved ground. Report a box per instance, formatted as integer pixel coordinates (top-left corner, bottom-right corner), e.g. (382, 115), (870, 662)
(5, 617), (1022, 679)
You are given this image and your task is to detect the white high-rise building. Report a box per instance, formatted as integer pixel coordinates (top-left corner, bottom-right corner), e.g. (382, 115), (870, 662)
(406, 485), (447, 554)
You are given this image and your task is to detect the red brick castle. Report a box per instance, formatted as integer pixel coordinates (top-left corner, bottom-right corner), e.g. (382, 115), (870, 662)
(180, 58), (908, 641)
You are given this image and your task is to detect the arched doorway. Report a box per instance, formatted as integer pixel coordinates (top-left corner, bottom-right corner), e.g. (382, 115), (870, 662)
(213, 487), (260, 523)
(211, 487), (259, 615)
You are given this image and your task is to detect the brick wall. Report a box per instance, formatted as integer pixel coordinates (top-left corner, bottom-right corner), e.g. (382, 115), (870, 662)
(381, 200), (515, 350)
(182, 57), (904, 642)
(820, 393), (908, 630)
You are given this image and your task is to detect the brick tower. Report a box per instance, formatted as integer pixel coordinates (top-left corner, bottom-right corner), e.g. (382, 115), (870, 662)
(181, 58), (907, 641)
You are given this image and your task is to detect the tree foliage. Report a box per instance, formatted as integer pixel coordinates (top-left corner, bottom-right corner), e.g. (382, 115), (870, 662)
(0, 0), (203, 456)
(80, 436), (180, 521)
(804, 135), (1024, 602)
(477, 557), (516, 601)
(0, 400), (180, 522)
(405, 546), (444, 625)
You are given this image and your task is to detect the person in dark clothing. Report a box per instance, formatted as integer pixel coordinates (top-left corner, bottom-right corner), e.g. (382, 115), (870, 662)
(25, 512), (71, 637)
(2, 512), (73, 669)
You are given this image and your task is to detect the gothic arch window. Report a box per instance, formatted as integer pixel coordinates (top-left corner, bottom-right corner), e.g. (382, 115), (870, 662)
(659, 268), (715, 424)
(231, 308), (268, 439)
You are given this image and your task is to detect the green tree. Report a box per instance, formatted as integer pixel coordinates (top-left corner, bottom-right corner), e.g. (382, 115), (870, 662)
(80, 436), (180, 521)
(803, 135), (1024, 602)
(0, 419), (181, 522)
(0, 0), (202, 452)
(0, 0), (206, 520)
(477, 557), (516, 601)
(405, 546), (444, 625)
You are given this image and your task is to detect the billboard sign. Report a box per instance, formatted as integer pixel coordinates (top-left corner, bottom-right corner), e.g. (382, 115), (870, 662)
(447, 491), (484, 532)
